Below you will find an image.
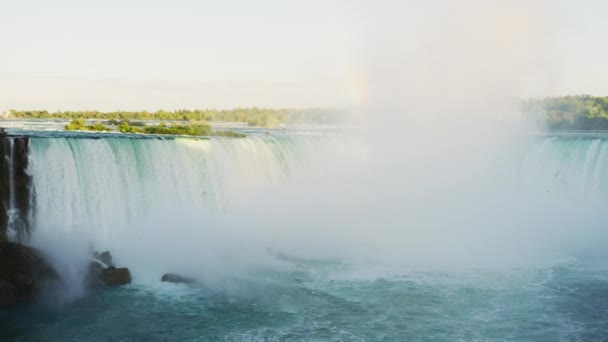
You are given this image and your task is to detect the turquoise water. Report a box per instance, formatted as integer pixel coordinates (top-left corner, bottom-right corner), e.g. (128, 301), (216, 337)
(2, 122), (608, 341)
(2, 259), (608, 341)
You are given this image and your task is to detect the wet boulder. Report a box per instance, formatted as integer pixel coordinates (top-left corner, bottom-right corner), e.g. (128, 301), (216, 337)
(86, 250), (131, 287)
(0, 241), (59, 304)
(101, 267), (132, 286)
(161, 273), (196, 284)
(85, 261), (106, 288)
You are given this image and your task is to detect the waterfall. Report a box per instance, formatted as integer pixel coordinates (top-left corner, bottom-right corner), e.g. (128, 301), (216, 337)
(23, 134), (357, 287)
(17, 132), (608, 296)
(520, 137), (608, 197)
(27, 135), (339, 239)
(24, 135), (608, 249)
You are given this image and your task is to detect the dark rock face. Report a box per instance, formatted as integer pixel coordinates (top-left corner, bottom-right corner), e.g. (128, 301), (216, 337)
(161, 273), (197, 284)
(0, 280), (17, 305)
(12, 138), (30, 231)
(101, 268), (132, 286)
(0, 136), (32, 242)
(0, 241), (59, 304)
(85, 261), (106, 288)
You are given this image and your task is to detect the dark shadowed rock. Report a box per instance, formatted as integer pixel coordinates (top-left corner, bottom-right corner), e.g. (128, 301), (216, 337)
(0, 136), (32, 242)
(85, 261), (106, 288)
(12, 137), (31, 241)
(101, 267), (132, 286)
(93, 250), (113, 267)
(0, 241), (59, 304)
(161, 273), (197, 284)
(0, 280), (16, 305)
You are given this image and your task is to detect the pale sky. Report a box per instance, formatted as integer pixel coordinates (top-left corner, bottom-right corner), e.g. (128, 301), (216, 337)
(0, 0), (606, 111)
(554, 0), (608, 95)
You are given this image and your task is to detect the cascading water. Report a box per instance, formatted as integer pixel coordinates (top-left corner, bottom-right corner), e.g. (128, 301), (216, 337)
(25, 133), (362, 292)
(28, 134), (342, 233)
(521, 137), (608, 197)
(5, 130), (608, 340)
(24, 132), (608, 278)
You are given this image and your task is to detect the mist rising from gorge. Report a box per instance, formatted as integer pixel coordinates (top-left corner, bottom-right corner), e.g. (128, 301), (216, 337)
(28, 1), (608, 305)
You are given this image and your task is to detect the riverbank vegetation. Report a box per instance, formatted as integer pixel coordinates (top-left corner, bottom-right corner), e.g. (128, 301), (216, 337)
(6, 107), (344, 128)
(521, 95), (608, 130)
(16, 97), (608, 130)
(66, 119), (245, 137)
(65, 118), (111, 132)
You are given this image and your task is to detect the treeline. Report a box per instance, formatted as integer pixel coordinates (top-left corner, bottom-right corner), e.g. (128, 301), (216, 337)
(5, 108), (345, 128)
(521, 95), (608, 130)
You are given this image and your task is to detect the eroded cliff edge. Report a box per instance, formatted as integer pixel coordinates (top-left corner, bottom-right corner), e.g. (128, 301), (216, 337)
(0, 135), (31, 243)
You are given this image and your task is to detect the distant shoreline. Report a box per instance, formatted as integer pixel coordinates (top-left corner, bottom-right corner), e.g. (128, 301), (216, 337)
(2, 108), (346, 128)
(521, 95), (608, 130)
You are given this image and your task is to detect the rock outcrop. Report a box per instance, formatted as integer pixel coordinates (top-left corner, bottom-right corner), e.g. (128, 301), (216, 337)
(0, 280), (16, 305)
(161, 273), (197, 284)
(0, 241), (59, 304)
(0, 136), (32, 243)
(101, 267), (132, 286)
(86, 250), (131, 287)
(93, 250), (114, 267)
(85, 261), (106, 288)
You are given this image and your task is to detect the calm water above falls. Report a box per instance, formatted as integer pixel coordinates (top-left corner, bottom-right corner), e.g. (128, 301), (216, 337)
(1, 124), (608, 341)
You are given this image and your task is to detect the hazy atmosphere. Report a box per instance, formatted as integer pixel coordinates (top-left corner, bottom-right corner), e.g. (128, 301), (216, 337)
(0, 0), (607, 111)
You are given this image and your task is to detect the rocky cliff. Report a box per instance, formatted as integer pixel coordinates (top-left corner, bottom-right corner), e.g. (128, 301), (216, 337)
(0, 135), (31, 242)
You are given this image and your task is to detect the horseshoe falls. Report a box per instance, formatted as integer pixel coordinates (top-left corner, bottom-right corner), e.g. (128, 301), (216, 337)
(28, 135), (327, 238)
(24, 133), (356, 296)
(2, 129), (608, 341)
